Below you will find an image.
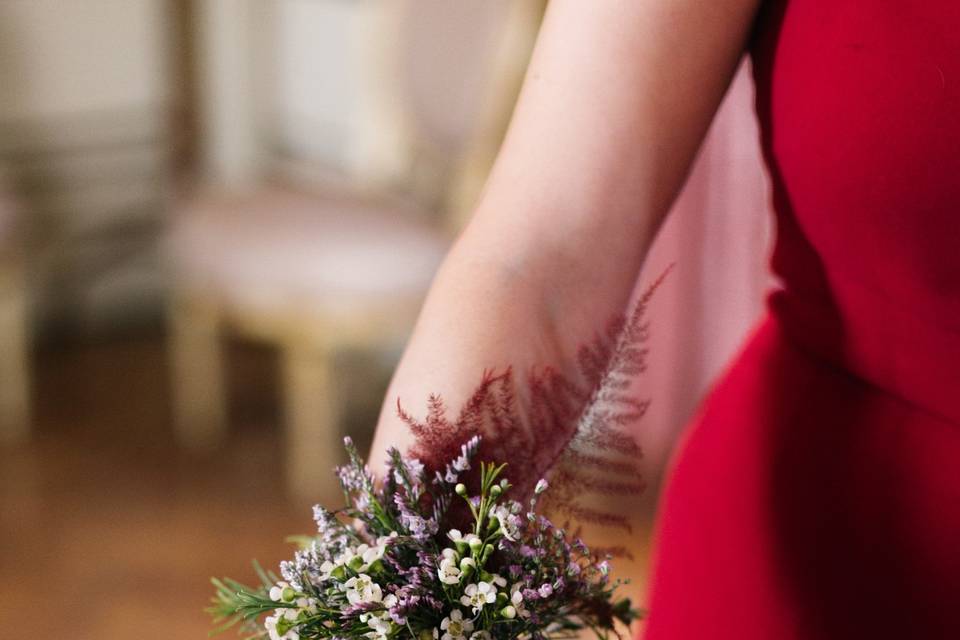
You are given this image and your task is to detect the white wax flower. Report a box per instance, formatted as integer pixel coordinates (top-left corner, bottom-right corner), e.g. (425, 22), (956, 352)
(510, 583), (531, 618)
(335, 547), (359, 569)
(361, 538), (390, 567)
(269, 582), (294, 603)
(447, 530), (482, 549)
(355, 544), (372, 560)
(438, 556), (463, 585)
(265, 611), (299, 640)
(343, 574), (383, 604)
(318, 560), (337, 581)
(295, 597), (318, 615)
(461, 581), (497, 613)
(440, 609), (474, 640)
(359, 608), (393, 640)
(464, 534), (482, 550)
(492, 505), (519, 542)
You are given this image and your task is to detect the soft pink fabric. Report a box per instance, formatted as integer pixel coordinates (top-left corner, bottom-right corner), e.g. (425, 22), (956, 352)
(632, 58), (773, 481)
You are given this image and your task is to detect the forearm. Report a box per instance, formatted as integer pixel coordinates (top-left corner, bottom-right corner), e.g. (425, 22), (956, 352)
(368, 0), (762, 469)
(368, 204), (656, 473)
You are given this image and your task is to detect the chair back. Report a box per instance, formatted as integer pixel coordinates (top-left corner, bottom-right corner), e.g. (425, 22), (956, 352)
(237, 0), (543, 226)
(379, 0), (545, 223)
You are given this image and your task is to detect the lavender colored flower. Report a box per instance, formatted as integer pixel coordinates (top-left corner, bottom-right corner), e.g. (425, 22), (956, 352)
(209, 437), (638, 640)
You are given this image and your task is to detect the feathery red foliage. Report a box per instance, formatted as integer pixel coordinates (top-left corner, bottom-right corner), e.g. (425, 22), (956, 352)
(399, 268), (671, 539)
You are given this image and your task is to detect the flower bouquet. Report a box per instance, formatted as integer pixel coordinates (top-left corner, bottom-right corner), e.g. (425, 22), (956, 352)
(209, 274), (669, 640)
(209, 437), (640, 640)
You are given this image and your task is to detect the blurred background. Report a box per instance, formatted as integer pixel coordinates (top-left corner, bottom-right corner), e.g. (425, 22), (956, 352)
(0, 1), (774, 638)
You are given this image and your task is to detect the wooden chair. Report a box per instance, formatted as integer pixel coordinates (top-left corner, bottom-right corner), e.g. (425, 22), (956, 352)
(166, 0), (543, 501)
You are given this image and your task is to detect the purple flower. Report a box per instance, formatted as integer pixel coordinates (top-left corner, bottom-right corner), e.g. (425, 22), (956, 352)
(442, 435), (480, 483)
(220, 434), (636, 640)
(393, 493), (437, 541)
(340, 601), (379, 619)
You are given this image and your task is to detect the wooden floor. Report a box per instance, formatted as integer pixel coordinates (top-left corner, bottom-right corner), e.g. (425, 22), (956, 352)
(0, 334), (653, 639)
(0, 335), (322, 639)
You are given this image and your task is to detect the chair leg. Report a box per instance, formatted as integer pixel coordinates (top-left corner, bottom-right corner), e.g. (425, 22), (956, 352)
(168, 292), (228, 448)
(282, 340), (345, 505)
(0, 272), (30, 442)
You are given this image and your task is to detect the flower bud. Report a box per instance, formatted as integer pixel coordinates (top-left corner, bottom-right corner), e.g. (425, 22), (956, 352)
(281, 586), (296, 602)
(468, 536), (484, 551)
(480, 543), (495, 564)
(490, 485), (502, 497)
(455, 483), (467, 497)
(501, 605), (517, 619)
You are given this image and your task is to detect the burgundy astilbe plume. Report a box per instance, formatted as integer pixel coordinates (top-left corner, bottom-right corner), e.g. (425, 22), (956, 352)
(399, 268), (671, 539)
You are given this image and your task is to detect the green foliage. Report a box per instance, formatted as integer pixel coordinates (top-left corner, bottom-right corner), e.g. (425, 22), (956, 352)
(209, 439), (639, 640)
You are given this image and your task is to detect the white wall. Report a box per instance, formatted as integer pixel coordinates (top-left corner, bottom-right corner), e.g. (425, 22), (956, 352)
(0, 0), (172, 333)
(0, 0), (169, 121)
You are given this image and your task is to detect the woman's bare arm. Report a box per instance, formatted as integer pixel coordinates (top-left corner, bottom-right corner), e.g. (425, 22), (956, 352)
(369, 0), (762, 470)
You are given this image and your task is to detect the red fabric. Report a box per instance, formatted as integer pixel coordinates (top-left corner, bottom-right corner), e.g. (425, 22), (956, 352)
(644, 2), (960, 637)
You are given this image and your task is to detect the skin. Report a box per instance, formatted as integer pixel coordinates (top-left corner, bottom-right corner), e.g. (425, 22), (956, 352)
(369, 0), (763, 472)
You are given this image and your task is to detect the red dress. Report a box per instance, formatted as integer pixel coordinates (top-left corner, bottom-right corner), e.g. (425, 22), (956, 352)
(644, 2), (960, 638)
